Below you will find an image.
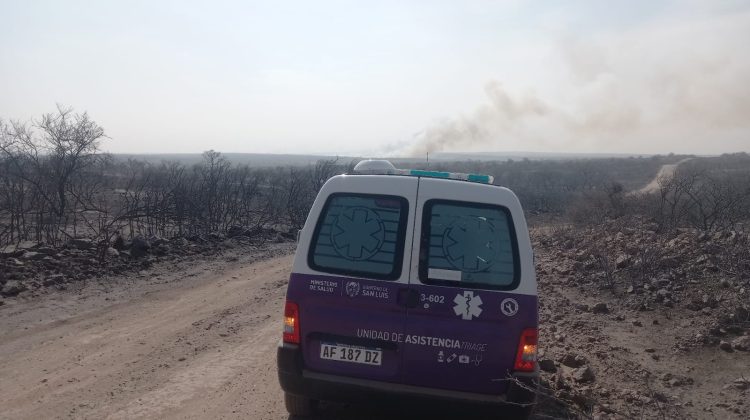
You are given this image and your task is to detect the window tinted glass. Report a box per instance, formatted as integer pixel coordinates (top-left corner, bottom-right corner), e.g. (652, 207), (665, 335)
(309, 194), (407, 280)
(419, 200), (518, 289)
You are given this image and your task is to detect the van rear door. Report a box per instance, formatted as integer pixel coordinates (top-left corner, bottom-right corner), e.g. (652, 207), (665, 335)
(287, 175), (417, 383)
(400, 178), (537, 395)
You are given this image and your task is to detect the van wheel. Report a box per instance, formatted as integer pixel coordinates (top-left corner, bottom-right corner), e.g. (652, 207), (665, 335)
(506, 404), (534, 420)
(284, 392), (316, 417)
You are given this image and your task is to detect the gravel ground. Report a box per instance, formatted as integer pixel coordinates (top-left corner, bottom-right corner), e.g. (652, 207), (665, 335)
(1, 235), (747, 419)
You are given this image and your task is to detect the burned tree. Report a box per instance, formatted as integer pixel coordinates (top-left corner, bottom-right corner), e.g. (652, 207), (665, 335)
(0, 106), (106, 245)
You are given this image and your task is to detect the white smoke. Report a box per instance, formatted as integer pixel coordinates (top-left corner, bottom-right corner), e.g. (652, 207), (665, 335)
(398, 9), (750, 156)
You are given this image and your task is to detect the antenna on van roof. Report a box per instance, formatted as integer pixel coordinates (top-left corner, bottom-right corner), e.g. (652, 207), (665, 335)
(426, 152), (429, 168)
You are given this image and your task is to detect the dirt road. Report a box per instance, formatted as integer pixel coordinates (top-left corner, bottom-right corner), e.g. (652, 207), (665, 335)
(0, 248), (298, 419)
(634, 158), (693, 194)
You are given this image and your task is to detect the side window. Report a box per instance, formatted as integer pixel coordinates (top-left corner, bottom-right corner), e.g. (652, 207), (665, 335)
(308, 194), (408, 280)
(419, 200), (519, 290)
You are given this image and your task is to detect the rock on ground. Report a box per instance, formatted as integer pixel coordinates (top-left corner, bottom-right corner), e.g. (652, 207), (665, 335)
(1, 280), (27, 297)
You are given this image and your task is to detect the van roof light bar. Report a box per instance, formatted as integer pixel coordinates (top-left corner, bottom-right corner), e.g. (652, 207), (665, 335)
(403, 169), (494, 184)
(352, 159), (398, 174)
(353, 160), (494, 184)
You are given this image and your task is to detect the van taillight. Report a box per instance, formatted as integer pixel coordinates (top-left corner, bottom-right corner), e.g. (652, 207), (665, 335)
(514, 328), (538, 372)
(283, 301), (300, 344)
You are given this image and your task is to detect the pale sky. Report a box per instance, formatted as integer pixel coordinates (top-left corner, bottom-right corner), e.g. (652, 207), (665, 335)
(1, 0), (748, 156)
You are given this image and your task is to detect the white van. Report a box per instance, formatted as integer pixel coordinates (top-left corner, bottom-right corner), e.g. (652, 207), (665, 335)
(277, 160), (539, 417)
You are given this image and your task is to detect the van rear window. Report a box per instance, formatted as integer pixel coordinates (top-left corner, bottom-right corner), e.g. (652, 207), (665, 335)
(308, 194), (408, 280)
(419, 200), (519, 290)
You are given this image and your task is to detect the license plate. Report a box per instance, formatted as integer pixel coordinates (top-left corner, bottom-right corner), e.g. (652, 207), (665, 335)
(320, 343), (382, 366)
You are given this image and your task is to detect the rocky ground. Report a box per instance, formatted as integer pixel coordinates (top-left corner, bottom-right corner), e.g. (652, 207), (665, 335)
(0, 220), (748, 419)
(532, 218), (749, 419)
(0, 228), (294, 302)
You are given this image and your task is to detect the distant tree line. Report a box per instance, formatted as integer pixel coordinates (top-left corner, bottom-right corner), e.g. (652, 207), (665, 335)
(0, 107), (350, 249)
(427, 156), (669, 215)
(2, 107), (748, 251)
(640, 155), (750, 231)
(567, 153), (750, 232)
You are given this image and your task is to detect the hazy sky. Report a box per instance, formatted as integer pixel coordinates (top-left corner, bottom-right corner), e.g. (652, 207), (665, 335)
(1, 0), (748, 156)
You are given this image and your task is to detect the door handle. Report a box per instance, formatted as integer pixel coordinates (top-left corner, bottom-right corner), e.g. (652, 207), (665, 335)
(397, 288), (419, 308)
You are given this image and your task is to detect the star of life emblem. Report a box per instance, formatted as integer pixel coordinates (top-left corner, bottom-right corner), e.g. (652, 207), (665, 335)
(453, 291), (483, 320)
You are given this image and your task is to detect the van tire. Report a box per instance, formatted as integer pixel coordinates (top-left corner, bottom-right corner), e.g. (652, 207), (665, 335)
(284, 392), (315, 417)
(507, 404), (534, 420)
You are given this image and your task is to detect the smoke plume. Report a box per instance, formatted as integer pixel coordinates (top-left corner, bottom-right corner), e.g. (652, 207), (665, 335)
(399, 10), (750, 156)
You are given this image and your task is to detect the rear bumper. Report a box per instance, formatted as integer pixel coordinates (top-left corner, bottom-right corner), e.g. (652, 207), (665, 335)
(277, 341), (538, 407)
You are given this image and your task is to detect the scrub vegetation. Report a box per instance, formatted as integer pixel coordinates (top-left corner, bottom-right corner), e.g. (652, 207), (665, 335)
(0, 108), (348, 250)
(1, 109), (749, 419)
